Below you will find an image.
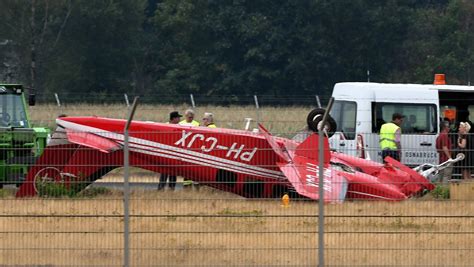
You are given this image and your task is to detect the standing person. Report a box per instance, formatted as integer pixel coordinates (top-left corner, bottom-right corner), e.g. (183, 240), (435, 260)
(179, 109), (200, 126)
(202, 112), (217, 128)
(158, 111), (182, 190)
(436, 120), (453, 183)
(457, 122), (472, 180)
(168, 111), (182, 124)
(178, 109), (199, 188)
(379, 113), (404, 162)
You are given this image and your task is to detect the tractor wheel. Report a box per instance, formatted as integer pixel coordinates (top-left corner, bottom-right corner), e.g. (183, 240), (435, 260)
(306, 108), (337, 137)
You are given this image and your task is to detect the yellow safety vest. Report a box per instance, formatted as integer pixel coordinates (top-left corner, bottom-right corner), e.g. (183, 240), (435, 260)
(179, 120), (200, 126)
(379, 122), (400, 150)
(207, 123), (217, 128)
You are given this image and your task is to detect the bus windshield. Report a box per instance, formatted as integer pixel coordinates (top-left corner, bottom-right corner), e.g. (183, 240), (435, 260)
(330, 100), (357, 140)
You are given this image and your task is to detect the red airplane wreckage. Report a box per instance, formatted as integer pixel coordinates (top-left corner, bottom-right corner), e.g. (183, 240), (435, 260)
(16, 110), (444, 202)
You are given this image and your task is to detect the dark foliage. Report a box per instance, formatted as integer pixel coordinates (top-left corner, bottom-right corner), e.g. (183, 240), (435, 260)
(0, 0), (472, 103)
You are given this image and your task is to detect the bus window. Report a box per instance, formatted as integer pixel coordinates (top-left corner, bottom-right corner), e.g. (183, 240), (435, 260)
(372, 103), (437, 134)
(330, 100), (357, 140)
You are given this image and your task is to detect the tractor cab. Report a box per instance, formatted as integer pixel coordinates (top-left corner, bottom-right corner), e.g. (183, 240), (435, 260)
(0, 84), (49, 187)
(0, 84), (30, 128)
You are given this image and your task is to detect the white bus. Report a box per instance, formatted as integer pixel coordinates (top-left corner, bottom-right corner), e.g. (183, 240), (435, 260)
(328, 81), (474, 166)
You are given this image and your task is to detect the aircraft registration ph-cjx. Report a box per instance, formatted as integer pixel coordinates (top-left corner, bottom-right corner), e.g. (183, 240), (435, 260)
(16, 109), (435, 202)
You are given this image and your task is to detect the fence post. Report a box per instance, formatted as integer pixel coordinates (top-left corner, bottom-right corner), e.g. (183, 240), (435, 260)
(190, 94), (196, 108)
(253, 95), (260, 125)
(124, 94), (130, 108)
(123, 96), (139, 267)
(317, 97), (334, 266)
(315, 95), (322, 108)
(54, 93), (63, 115)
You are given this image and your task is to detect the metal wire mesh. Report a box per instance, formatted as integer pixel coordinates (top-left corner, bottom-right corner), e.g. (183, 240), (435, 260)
(1, 99), (474, 266)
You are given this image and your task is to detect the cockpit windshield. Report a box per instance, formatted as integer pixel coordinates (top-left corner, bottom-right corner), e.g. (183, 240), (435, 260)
(0, 94), (28, 127)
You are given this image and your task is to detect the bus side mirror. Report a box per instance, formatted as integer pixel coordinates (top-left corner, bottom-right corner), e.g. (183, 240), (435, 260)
(28, 94), (36, 106)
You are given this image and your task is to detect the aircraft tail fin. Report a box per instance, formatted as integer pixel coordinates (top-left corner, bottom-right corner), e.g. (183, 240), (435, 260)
(16, 144), (80, 197)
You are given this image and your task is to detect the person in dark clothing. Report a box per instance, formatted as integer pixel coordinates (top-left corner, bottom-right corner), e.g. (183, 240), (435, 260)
(158, 173), (177, 190)
(158, 111), (182, 190)
(457, 122), (473, 180)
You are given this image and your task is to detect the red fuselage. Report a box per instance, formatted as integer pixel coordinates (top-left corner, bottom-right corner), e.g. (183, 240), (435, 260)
(17, 116), (434, 200)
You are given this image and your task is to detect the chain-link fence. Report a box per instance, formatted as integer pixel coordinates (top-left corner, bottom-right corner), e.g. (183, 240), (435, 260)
(28, 93), (326, 132)
(1, 97), (474, 266)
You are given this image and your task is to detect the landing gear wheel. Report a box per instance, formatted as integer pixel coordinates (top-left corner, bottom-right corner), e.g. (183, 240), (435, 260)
(33, 167), (63, 194)
(306, 108), (337, 138)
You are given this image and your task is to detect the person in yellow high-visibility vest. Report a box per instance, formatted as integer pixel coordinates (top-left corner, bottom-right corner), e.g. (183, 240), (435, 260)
(178, 109), (200, 188)
(202, 112), (217, 128)
(179, 109), (200, 126)
(379, 113), (404, 162)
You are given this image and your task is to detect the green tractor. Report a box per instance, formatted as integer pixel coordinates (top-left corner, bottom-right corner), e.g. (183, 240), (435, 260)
(0, 84), (49, 188)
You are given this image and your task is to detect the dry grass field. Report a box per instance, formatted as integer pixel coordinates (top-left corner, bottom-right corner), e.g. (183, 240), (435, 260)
(1, 182), (474, 266)
(0, 104), (469, 266)
(29, 103), (312, 135)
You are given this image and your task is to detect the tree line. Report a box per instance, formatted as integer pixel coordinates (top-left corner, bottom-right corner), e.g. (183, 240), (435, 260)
(0, 0), (473, 103)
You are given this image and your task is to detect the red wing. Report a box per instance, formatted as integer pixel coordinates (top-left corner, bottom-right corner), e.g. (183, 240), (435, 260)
(66, 129), (122, 153)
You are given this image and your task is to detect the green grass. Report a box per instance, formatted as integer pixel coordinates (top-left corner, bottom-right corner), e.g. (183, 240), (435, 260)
(77, 187), (112, 198)
(217, 207), (264, 216)
(430, 185), (450, 199)
(0, 189), (12, 198)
